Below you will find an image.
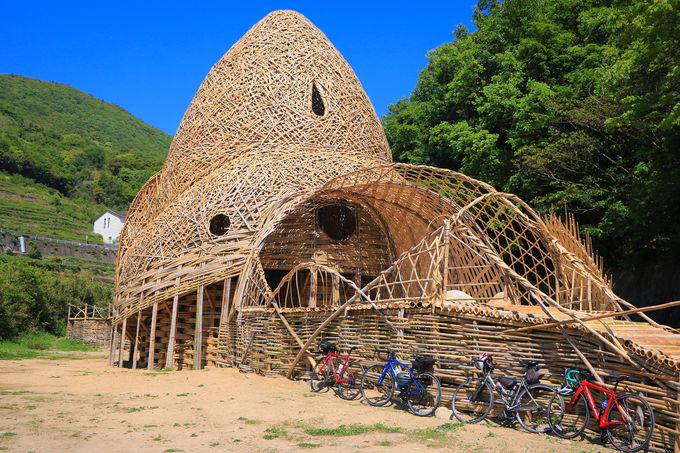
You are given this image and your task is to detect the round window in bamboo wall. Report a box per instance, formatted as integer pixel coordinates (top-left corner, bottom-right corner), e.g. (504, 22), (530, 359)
(209, 214), (231, 236)
(317, 204), (356, 241)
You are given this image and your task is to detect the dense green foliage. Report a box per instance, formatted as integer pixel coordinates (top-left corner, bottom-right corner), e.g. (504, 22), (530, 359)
(0, 254), (111, 340)
(384, 0), (679, 268)
(0, 74), (170, 210)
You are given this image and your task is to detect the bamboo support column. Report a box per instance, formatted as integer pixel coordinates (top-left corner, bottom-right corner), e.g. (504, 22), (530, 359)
(147, 302), (158, 370)
(675, 386), (680, 453)
(108, 322), (117, 367)
(165, 278), (180, 369)
(309, 269), (317, 308)
(195, 284), (204, 370)
(131, 310), (141, 369)
(220, 278), (232, 323)
(118, 317), (127, 368)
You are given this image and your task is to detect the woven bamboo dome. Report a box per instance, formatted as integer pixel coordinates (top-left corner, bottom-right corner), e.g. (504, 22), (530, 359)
(111, 11), (679, 451)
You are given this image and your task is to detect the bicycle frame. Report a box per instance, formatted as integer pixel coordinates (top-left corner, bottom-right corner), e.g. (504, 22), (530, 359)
(317, 351), (353, 384)
(376, 356), (428, 396)
(565, 380), (628, 429)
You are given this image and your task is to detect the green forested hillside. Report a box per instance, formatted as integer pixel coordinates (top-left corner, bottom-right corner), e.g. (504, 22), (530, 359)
(0, 74), (171, 240)
(384, 0), (680, 271)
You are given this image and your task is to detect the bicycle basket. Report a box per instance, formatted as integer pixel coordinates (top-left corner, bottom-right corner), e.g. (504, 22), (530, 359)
(412, 355), (436, 373)
(318, 340), (338, 354)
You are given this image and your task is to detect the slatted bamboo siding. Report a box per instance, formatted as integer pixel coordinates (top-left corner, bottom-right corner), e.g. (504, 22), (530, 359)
(110, 10), (680, 452)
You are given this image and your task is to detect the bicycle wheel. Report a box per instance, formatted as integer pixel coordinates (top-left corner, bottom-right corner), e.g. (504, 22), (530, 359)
(406, 372), (441, 417)
(336, 361), (364, 400)
(309, 359), (330, 392)
(606, 394), (654, 453)
(451, 377), (494, 423)
(360, 364), (395, 406)
(514, 384), (564, 433)
(547, 391), (589, 439)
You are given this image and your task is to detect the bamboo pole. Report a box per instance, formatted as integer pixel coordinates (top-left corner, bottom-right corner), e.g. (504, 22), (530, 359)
(147, 302), (158, 370)
(108, 322), (117, 367)
(165, 279), (180, 369)
(503, 300), (680, 334)
(132, 310), (141, 369)
(220, 278), (232, 323)
(195, 284), (204, 370)
(118, 317), (127, 368)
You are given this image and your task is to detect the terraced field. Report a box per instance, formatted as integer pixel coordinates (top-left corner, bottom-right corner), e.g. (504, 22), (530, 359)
(0, 172), (104, 243)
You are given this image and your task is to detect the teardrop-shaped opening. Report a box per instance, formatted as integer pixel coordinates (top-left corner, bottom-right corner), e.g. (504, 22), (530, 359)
(311, 82), (325, 116)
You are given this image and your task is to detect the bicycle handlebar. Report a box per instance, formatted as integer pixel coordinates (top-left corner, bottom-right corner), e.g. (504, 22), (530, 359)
(373, 348), (395, 359)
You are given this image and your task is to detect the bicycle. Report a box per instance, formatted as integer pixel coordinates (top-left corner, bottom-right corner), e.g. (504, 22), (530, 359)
(451, 353), (564, 434)
(308, 340), (364, 400)
(547, 369), (654, 452)
(360, 348), (442, 416)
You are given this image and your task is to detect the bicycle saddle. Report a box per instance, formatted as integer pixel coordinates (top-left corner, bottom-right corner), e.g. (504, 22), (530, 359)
(605, 374), (629, 383)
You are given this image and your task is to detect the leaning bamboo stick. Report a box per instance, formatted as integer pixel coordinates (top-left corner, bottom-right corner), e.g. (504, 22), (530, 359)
(503, 300), (680, 334)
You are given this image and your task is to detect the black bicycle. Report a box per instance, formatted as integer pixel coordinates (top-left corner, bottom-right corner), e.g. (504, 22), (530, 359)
(451, 353), (564, 433)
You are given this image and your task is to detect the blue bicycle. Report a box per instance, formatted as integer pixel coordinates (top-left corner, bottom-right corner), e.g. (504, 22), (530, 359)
(360, 348), (442, 416)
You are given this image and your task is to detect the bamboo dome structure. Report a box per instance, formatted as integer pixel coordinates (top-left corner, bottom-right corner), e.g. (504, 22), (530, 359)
(111, 11), (680, 451)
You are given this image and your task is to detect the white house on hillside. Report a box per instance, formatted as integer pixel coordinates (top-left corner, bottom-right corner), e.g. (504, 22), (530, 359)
(93, 210), (126, 244)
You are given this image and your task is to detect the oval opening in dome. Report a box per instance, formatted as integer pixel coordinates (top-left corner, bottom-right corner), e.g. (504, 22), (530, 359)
(209, 214), (231, 236)
(317, 204), (356, 241)
(311, 82), (325, 116)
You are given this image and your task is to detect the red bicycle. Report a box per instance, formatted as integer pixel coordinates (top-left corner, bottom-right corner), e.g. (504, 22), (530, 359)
(309, 340), (364, 400)
(548, 369), (654, 452)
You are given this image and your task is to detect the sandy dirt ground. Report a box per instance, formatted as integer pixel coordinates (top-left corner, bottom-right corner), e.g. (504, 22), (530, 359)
(0, 355), (608, 452)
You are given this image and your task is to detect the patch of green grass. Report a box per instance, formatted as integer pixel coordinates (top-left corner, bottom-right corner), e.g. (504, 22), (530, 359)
(486, 431), (495, 438)
(152, 435), (162, 441)
(297, 442), (321, 448)
(54, 338), (90, 351)
(126, 406), (152, 413)
(411, 422), (465, 443)
(263, 426), (288, 440)
(302, 392), (320, 398)
(176, 393), (190, 397)
(304, 423), (401, 437)
(237, 417), (259, 425)
(0, 333), (92, 360)
(1, 432), (16, 438)
(164, 449), (183, 452)
(376, 440), (393, 447)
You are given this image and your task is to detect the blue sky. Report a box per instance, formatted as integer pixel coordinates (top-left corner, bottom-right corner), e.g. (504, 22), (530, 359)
(1, 1), (475, 135)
